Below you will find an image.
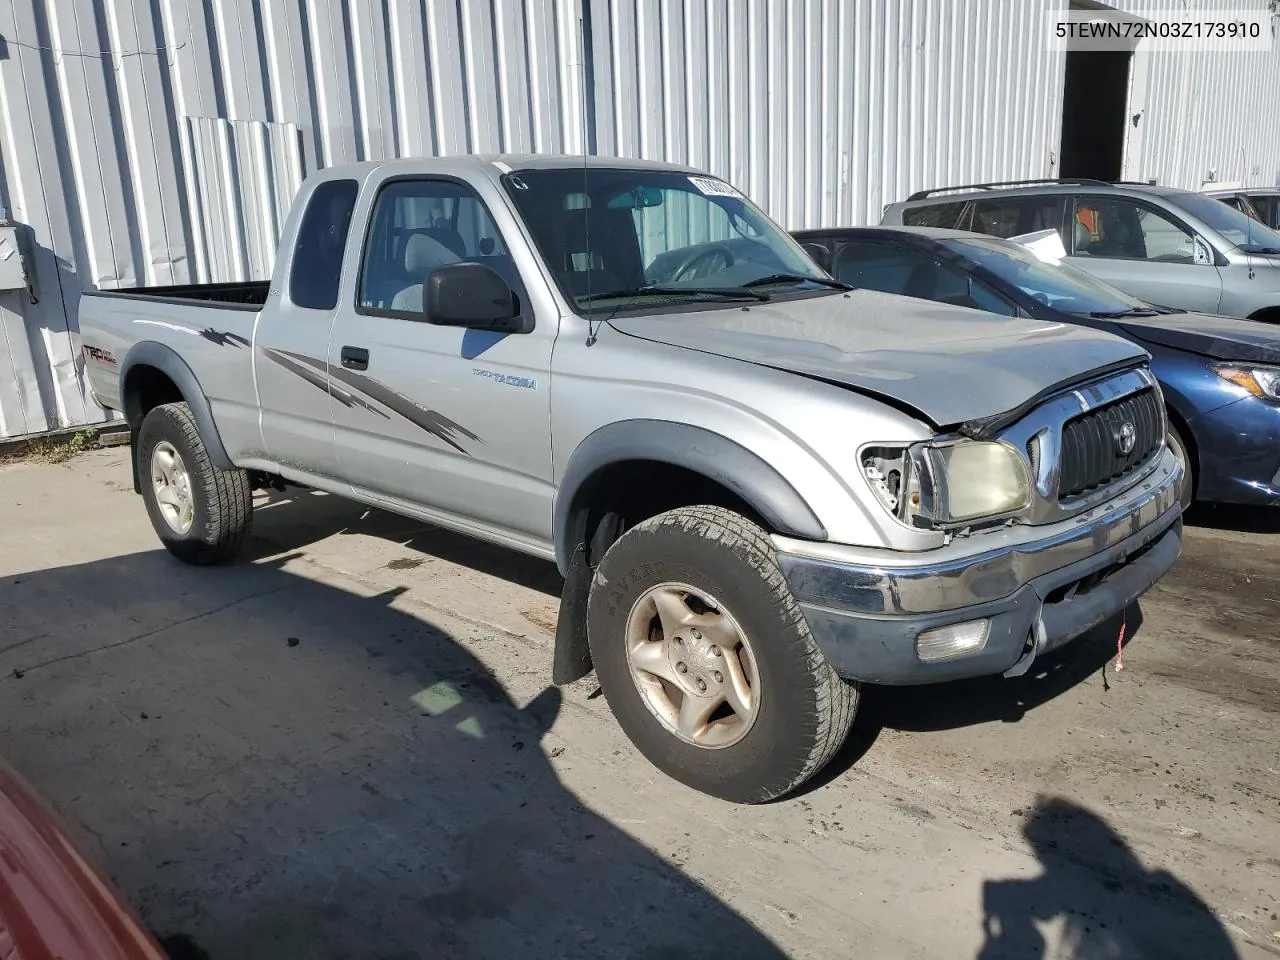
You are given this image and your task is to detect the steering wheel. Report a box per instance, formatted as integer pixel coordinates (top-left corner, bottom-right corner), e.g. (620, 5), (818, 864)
(668, 245), (736, 282)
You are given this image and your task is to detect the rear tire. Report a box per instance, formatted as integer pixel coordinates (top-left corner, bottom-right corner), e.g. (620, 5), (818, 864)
(587, 505), (857, 803)
(137, 402), (252, 565)
(1166, 422), (1195, 512)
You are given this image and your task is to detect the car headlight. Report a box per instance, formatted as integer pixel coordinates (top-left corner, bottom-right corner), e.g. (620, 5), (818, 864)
(1214, 365), (1280, 401)
(929, 440), (1031, 523)
(861, 440), (1030, 527)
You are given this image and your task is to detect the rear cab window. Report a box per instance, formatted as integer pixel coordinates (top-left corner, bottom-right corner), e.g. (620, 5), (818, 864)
(289, 179), (359, 310)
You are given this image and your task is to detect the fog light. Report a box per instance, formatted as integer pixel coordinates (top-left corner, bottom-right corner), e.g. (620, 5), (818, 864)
(916, 619), (990, 662)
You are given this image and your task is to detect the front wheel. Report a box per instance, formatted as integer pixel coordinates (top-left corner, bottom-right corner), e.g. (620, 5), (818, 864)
(137, 402), (252, 564)
(587, 506), (857, 803)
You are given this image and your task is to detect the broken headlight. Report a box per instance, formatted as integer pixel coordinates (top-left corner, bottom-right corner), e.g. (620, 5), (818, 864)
(861, 440), (1030, 528)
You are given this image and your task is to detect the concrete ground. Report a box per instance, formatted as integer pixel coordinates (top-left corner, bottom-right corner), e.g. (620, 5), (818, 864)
(1, 448), (1277, 959)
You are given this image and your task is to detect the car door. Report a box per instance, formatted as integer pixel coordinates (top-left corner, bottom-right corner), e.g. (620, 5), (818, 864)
(327, 175), (554, 545)
(831, 238), (1018, 315)
(253, 177), (359, 482)
(1063, 195), (1224, 313)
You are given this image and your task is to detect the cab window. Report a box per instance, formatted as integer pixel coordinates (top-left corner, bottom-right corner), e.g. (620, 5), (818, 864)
(357, 178), (518, 315)
(289, 179), (358, 310)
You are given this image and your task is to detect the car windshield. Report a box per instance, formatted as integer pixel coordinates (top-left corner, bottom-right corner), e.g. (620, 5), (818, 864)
(943, 237), (1155, 315)
(502, 167), (833, 312)
(1166, 192), (1280, 253)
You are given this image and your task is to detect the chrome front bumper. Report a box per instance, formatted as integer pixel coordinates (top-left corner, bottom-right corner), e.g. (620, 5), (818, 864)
(774, 450), (1183, 684)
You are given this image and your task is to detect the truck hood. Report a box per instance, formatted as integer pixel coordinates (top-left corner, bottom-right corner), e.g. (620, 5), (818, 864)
(610, 290), (1147, 428)
(1111, 310), (1280, 364)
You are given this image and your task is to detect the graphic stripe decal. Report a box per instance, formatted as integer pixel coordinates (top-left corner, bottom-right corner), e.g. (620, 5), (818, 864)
(268, 349), (481, 454)
(261, 348), (389, 418)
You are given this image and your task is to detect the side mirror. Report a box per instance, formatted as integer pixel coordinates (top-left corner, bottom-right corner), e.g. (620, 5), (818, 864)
(426, 262), (524, 331)
(800, 241), (832, 271)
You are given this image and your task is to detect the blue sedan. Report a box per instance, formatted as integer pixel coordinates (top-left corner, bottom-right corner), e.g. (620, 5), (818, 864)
(794, 226), (1280, 510)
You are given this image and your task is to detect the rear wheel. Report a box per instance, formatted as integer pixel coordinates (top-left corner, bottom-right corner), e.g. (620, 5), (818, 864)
(587, 505), (857, 803)
(1166, 421), (1195, 512)
(137, 402), (252, 564)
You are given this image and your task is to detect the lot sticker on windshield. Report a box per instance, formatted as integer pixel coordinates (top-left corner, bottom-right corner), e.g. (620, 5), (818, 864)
(688, 176), (743, 199)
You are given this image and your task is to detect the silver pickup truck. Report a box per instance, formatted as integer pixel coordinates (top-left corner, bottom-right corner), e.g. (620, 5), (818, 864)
(79, 156), (1184, 802)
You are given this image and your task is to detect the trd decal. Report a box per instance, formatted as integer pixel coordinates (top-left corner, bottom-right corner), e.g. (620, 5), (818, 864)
(199, 328), (251, 348)
(83, 344), (117, 367)
(263, 349), (481, 455)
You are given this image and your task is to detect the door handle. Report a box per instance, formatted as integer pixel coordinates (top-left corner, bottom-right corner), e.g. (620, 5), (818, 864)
(340, 346), (369, 370)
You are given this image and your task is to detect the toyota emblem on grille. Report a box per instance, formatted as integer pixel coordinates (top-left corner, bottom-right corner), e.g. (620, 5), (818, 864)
(1116, 421), (1137, 456)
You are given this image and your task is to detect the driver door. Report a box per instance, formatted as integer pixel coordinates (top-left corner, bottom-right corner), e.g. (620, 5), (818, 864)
(1063, 195), (1224, 313)
(327, 176), (554, 544)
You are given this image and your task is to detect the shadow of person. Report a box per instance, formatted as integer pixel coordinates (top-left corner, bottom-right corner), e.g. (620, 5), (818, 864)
(0, 550), (785, 960)
(978, 797), (1240, 960)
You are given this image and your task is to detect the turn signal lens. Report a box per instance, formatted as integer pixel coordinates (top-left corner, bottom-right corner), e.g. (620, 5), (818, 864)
(916, 619), (990, 662)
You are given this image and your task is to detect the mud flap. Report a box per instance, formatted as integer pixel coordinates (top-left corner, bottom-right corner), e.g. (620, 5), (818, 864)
(1003, 613), (1048, 679)
(552, 544), (592, 685)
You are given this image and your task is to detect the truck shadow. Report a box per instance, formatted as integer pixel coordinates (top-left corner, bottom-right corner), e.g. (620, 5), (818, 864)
(244, 487), (563, 598)
(0, 549), (784, 960)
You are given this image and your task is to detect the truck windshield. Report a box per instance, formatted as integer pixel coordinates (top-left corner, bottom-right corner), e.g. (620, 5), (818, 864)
(502, 168), (833, 312)
(944, 237), (1162, 316)
(1166, 192), (1280, 254)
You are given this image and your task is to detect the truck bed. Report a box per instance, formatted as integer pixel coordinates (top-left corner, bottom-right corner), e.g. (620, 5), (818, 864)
(79, 282), (265, 415)
(88, 281), (270, 309)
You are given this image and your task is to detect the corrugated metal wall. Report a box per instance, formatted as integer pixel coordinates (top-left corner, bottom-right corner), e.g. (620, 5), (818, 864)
(590, 0), (1069, 229)
(1111, 0), (1280, 190)
(2, 0), (1279, 439)
(0, 0), (589, 438)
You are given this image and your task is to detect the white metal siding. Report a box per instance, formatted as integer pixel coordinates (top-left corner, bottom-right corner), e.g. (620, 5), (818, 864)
(590, 0), (1069, 229)
(1, 0), (1279, 439)
(1111, 0), (1280, 189)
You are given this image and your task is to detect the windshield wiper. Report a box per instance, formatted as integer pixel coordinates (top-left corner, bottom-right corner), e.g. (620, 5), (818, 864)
(1087, 307), (1162, 318)
(578, 285), (770, 303)
(742, 273), (855, 291)
(1243, 246), (1280, 255)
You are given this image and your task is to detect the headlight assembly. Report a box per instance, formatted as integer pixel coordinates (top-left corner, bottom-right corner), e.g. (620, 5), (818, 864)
(928, 441), (1032, 523)
(1214, 365), (1280, 401)
(862, 440), (1031, 528)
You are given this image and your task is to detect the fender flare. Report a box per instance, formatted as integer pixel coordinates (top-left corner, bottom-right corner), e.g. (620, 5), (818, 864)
(119, 341), (235, 471)
(552, 419), (827, 574)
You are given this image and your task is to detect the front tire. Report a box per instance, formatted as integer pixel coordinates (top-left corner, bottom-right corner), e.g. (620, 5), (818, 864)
(587, 505), (857, 803)
(137, 402), (252, 564)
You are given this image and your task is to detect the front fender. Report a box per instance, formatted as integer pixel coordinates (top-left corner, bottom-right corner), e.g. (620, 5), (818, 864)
(552, 419), (827, 574)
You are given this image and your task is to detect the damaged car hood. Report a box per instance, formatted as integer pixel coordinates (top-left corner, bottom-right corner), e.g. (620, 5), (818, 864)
(610, 290), (1147, 427)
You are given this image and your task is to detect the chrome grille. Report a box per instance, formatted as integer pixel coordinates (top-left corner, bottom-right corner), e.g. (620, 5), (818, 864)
(1058, 388), (1162, 500)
